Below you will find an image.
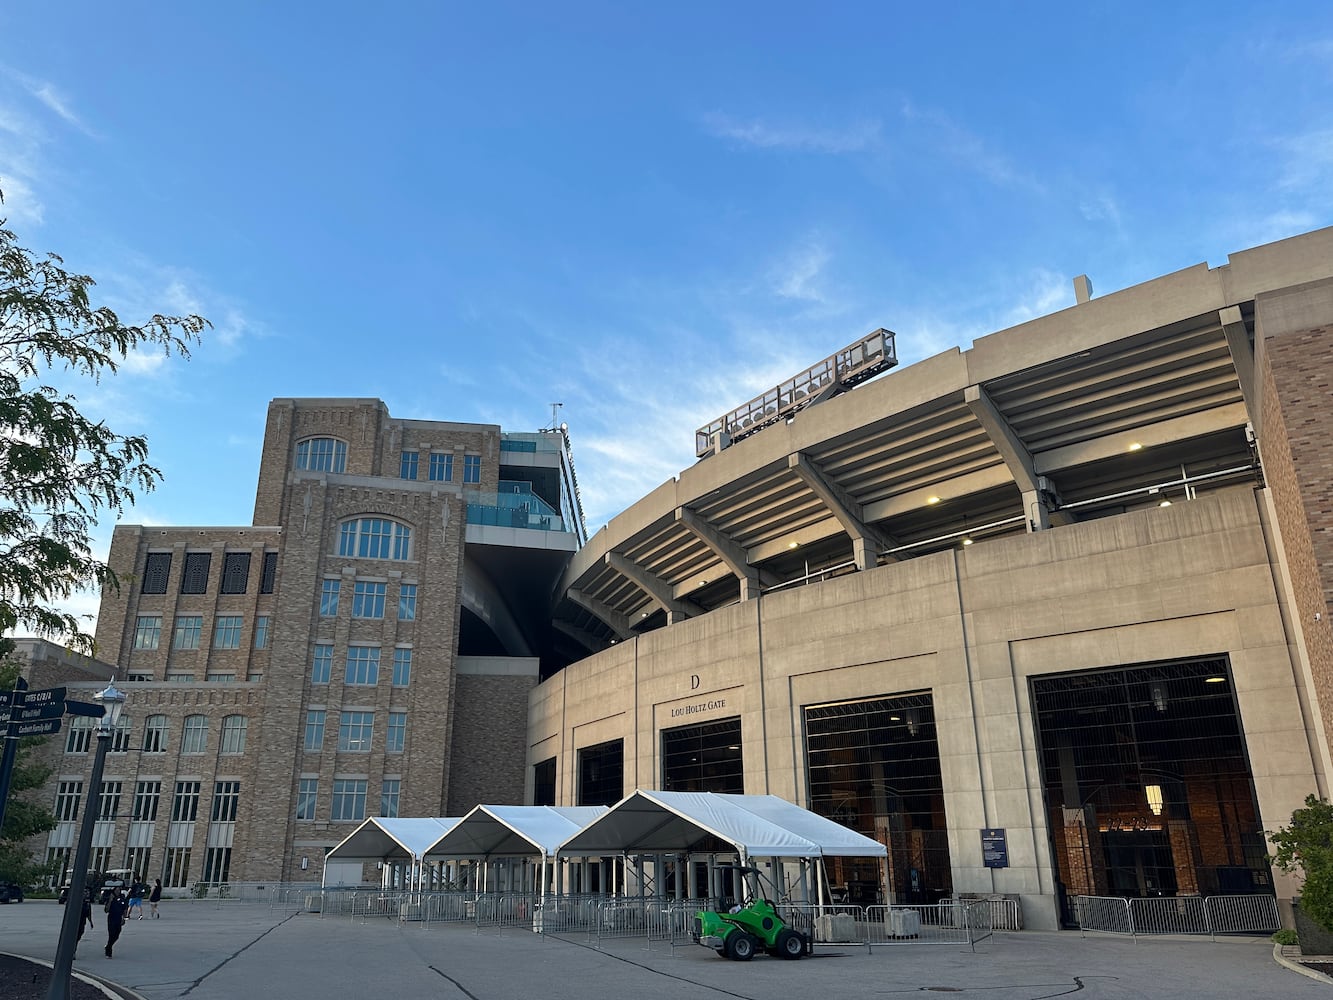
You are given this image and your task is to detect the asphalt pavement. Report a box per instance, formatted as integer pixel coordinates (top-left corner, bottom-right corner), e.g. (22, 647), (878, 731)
(1, 898), (1329, 999)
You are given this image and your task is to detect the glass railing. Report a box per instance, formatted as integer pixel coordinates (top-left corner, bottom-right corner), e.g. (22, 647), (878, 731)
(465, 486), (568, 532)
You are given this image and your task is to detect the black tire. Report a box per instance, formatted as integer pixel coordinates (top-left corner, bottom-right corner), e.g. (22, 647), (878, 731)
(726, 932), (756, 961)
(775, 928), (804, 959)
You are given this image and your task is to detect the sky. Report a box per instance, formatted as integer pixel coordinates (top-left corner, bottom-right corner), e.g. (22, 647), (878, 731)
(2, 2), (1332, 634)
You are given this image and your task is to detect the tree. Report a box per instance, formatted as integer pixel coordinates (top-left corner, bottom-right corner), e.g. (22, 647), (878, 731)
(0, 640), (57, 886)
(0, 190), (208, 652)
(1270, 794), (1333, 932)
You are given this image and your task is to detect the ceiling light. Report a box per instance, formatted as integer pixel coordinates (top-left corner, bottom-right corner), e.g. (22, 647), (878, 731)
(927, 496), (942, 505)
(1158, 499), (1172, 507)
(1128, 442), (1143, 452)
(1145, 784), (1164, 817)
(1205, 675), (1226, 684)
(699, 579), (707, 587)
(889, 716), (901, 722)
(961, 537), (974, 546)
(641, 612), (649, 618)
(788, 541), (798, 549)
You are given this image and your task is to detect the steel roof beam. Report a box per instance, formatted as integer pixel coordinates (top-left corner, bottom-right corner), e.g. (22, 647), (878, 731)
(787, 452), (896, 568)
(964, 384), (1069, 529)
(567, 587), (635, 640)
(1220, 305), (1257, 425)
(553, 618), (610, 654)
(606, 551), (698, 623)
(674, 506), (772, 600)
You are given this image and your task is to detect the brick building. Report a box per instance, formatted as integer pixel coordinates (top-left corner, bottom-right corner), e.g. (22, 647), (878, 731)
(26, 400), (584, 887)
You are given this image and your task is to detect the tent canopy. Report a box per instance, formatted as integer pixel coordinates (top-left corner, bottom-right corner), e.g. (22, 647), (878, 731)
(326, 817), (462, 863)
(557, 790), (886, 860)
(424, 805), (609, 860)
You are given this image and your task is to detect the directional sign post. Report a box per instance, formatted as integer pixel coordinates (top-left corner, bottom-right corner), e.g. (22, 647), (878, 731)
(64, 700), (106, 719)
(10, 718), (62, 737)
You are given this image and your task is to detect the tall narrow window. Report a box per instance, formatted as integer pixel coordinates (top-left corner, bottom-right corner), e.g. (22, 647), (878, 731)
(428, 453), (452, 481)
(182, 715), (208, 754)
(391, 648), (412, 687)
(220, 715), (248, 754)
(111, 716), (131, 753)
(400, 451), (419, 480)
(141, 552), (171, 594)
(345, 646), (380, 685)
(173, 616), (203, 650)
(213, 616), (243, 649)
(295, 437), (347, 473)
(320, 579), (341, 617)
(180, 552), (211, 594)
(133, 615), (162, 650)
(65, 717), (93, 754)
(380, 778), (401, 818)
(171, 781), (201, 822)
(398, 584), (417, 621)
(54, 782), (82, 822)
(260, 551), (279, 593)
(463, 454), (481, 483)
(331, 779), (367, 821)
(220, 552), (251, 594)
(297, 778), (319, 820)
(312, 644), (332, 684)
(352, 581), (386, 619)
(142, 715), (169, 754)
(254, 616), (269, 650)
(97, 781), (123, 820)
(133, 781), (161, 821)
(304, 710), (326, 751)
(386, 712), (407, 753)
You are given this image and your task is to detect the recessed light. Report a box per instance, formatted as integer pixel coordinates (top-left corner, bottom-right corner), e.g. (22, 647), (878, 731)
(890, 716), (901, 721)
(641, 612), (649, 618)
(1158, 500), (1172, 508)
(1128, 442), (1143, 452)
(1205, 676), (1226, 683)
(788, 541), (799, 549)
(927, 496), (942, 505)
(699, 579), (707, 587)
(961, 537), (974, 546)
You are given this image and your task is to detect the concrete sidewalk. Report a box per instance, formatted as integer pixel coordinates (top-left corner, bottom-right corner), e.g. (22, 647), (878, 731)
(2, 899), (1329, 999)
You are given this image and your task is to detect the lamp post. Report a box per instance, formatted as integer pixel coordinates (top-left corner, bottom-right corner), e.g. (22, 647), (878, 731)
(45, 680), (126, 1000)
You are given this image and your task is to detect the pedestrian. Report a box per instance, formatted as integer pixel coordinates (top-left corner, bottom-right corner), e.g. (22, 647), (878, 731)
(76, 890), (94, 953)
(104, 889), (127, 958)
(149, 878), (162, 918)
(127, 881), (144, 920)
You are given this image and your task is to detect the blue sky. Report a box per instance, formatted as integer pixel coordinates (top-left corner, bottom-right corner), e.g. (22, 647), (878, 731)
(2, 3), (1332, 631)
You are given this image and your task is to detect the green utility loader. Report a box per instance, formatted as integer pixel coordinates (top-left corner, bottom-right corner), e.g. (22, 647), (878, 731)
(690, 866), (812, 961)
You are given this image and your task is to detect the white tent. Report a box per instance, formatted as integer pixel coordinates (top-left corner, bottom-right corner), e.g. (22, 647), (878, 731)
(555, 790), (886, 904)
(324, 817), (462, 890)
(423, 805), (610, 897)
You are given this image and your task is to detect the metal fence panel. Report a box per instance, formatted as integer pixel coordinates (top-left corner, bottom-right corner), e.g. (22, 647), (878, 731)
(1128, 895), (1209, 936)
(1075, 895), (1133, 936)
(1205, 894), (1280, 935)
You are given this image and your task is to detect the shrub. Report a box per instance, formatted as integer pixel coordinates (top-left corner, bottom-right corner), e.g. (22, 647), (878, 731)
(1270, 794), (1333, 932)
(1273, 928), (1298, 945)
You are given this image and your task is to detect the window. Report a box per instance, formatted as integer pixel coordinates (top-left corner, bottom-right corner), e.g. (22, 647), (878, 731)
(124, 848), (152, 884)
(133, 615), (162, 650)
(54, 781), (82, 822)
(428, 452), (452, 481)
(173, 616), (203, 650)
(165, 672), (194, 682)
(213, 616), (243, 649)
(127, 672), (153, 682)
(380, 778), (401, 818)
(211, 781), (240, 822)
(97, 781), (123, 820)
(111, 716), (131, 753)
(171, 781), (201, 822)
(337, 517), (411, 561)
(220, 715), (248, 754)
(533, 758), (556, 807)
(463, 454), (481, 483)
(391, 648), (412, 687)
(312, 644), (333, 684)
(220, 552), (251, 594)
(295, 437), (347, 473)
(297, 778), (318, 820)
(578, 739), (624, 807)
(661, 717), (744, 794)
(352, 581), (386, 619)
(206, 672), (235, 682)
(143, 716), (169, 754)
(338, 711), (374, 752)
(331, 779), (367, 822)
(182, 715), (208, 754)
(254, 615), (269, 650)
(400, 451), (418, 480)
(164, 847), (192, 888)
(260, 551), (279, 593)
(319, 579), (341, 617)
(386, 712), (407, 753)
(345, 646), (380, 685)
(398, 584), (417, 621)
(304, 710), (326, 751)
(133, 781), (161, 821)
(65, 717), (94, 754)
(180, 552), (211, 594)
(141, 552), (171, 594)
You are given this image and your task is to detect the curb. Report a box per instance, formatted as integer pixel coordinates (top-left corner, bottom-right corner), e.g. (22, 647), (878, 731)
(2, 951), (148, 1000)
(1273, 942), (1333, 987)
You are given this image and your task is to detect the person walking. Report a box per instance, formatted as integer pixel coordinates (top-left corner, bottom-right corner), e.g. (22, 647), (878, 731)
(149, 878), (162, 918)
(75, 889), (94, 954)
(104, 889), (127, 958)
(127, 881), (144, 920)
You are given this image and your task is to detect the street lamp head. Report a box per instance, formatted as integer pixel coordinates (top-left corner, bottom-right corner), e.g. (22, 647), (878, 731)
(93, 680), (128, 732)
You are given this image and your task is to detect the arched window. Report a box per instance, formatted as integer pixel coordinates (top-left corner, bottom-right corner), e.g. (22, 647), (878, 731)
(143, 715), (169, 754)
(295, 437), (347, 473)
(338, 517), (412, 561)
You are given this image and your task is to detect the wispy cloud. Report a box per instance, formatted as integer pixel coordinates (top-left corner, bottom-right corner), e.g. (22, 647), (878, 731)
(898, 98), (1040, 192)
(999, 269), (1075, 328)
(702, 111), (882, 154)
(1275, 129), (1333, 193)
(771, 240), (831, 303)
(1, 64), (96, 137)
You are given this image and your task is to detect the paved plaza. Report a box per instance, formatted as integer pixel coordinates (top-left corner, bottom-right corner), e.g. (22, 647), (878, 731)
(1, 899), (1329, 999)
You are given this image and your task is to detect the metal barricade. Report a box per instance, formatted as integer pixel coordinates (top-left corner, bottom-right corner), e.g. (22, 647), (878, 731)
(1075, 895), (1134, 937)
(1205, 894), (1280, 936)
(1128, 895), (1209, 936)
(941, 896), (1023, 930)
(865, 904), (973, 950)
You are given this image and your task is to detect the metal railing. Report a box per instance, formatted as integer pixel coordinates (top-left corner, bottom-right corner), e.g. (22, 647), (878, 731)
(1076, 894), (1280, 940)
(940, 896), (1023, 931)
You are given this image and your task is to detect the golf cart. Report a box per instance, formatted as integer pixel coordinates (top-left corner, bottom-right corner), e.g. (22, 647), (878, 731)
(691, 865), (811, 961)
